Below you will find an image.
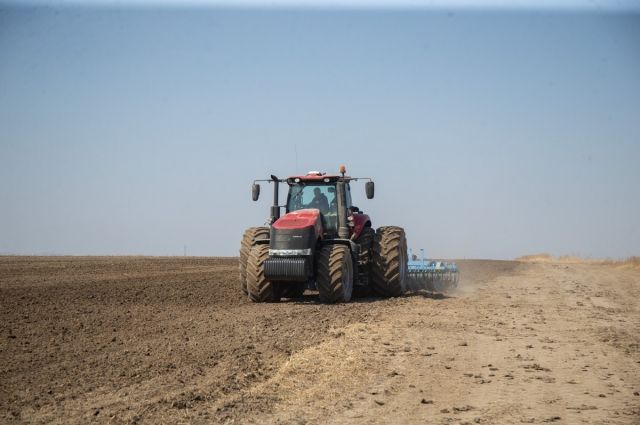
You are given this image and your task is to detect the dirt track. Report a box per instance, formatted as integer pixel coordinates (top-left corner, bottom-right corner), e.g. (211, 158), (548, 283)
(1, 257), (639, 424)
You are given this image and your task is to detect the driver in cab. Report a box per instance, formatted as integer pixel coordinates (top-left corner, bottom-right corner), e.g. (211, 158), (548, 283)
(306, 187), (329, 214)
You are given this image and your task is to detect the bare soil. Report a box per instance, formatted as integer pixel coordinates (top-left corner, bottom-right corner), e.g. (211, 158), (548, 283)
(1, 256), (638, 424)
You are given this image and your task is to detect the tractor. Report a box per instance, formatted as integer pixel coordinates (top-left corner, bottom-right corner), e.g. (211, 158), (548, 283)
(239, 166), (408, 303)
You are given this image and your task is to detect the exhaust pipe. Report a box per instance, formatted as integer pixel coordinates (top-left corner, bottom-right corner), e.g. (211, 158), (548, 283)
(270, 174), (280, 223)
(336, 181), (349, 239)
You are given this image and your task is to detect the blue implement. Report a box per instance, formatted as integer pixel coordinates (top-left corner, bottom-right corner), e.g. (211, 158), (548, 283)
(407, 248), (459, 293)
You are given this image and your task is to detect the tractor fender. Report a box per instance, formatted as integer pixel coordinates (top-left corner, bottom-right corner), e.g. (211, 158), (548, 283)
(351, 214), (371, 240)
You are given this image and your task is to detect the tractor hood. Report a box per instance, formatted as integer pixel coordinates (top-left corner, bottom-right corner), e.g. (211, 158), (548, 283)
(273, 209), (322, 236)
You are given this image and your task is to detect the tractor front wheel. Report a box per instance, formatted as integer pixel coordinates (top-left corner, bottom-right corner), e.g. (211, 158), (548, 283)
(247, 244), (281, 303)
(317, 244), (353, 303)
(239, 227), (269, 295)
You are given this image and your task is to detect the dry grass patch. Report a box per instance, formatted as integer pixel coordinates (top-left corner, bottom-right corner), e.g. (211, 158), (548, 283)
(517, 254), (640, 270)
(516, 253), (583, 263)
(515, 253), (554, 262)
(601, 256), (640, 270)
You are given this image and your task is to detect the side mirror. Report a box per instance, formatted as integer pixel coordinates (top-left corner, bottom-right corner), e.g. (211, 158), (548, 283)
(365, 181), (374, 199)
(252, 183), (260, 201)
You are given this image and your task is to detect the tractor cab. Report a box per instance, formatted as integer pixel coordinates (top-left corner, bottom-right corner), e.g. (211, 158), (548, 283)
(285, 172), (353, 237)
(251, 167), (374, 240)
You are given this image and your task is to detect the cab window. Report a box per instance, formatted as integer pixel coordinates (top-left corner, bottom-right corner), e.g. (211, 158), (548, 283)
(287, 184), (336, 215)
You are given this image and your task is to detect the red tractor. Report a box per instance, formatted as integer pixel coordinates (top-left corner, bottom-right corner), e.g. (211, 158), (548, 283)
(239, 166), (408, 303)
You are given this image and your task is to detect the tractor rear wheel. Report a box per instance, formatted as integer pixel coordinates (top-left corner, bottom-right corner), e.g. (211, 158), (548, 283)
(371, 226), (408, 297)
(317, 244), (353, 303)
(239, 227), (269, 295)
(247, 244), (281, 302)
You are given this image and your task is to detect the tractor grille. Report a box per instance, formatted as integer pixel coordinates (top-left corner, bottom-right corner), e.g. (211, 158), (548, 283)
(264, 257), (310, 281)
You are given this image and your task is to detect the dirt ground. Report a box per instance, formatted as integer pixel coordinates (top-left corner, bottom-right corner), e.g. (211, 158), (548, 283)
(1, 256), (639, 424)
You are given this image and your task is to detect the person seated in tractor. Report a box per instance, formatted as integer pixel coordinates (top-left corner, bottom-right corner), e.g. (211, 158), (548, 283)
(306, 187), (330, 214)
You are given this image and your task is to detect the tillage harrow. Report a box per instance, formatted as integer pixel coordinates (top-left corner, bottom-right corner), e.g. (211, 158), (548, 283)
(407, 249), (459, 293)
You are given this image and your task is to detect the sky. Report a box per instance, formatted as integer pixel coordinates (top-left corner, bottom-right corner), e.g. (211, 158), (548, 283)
(0, 1), (639, 259)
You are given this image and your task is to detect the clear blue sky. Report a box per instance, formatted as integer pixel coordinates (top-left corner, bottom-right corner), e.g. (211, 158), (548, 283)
(1, 1), (639, 258)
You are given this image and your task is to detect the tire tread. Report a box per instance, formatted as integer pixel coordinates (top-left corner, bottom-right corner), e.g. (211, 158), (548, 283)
(371, 226), (408, 297)
(317, 245), (353, 303)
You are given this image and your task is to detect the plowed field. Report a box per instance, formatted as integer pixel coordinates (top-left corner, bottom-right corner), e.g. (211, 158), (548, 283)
(1, 257), (638, 424)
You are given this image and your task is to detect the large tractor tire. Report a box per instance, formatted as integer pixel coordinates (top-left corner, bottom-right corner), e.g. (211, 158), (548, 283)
(239, 227), (269, 295)
(317, 244), (353, 303)
(371, 226), (408, 297)
(247, 244), (281, 303)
